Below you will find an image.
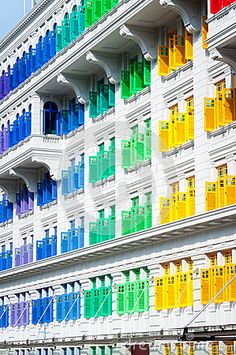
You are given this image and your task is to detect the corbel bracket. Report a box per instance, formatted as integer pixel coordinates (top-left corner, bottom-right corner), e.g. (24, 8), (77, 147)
(86, 51), (120, 84)
(119, 25), (157, 61)
(159, 0), (200, 34)
(31, 157), (61, 182)
(57, 74), (89, 104)
(9, 168), (38, 193)
(210, 48), (236, 73)
(0, 179), (17, 202)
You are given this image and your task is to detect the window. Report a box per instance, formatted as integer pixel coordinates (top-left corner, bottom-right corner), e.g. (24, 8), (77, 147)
(217, 164), (227, 178)
(43, 101), (59, 135)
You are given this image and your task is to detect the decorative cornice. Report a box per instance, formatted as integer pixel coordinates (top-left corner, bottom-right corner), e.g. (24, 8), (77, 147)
(159, 0), (200, 34)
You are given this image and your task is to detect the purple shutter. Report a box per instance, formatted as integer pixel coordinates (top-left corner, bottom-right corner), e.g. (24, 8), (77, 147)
(3, 128), (8, 151)
(28, 243), (33, 263)
(3, 72), (9, 96)
(28, 191), (34, 210)
(23, 188), (29, 213)
(10, 304), (16, 327)
(16, 193), (21, 216)
(14, 248), (21, 267)
(16, 302), (21, 326)
(20, 301), (29, 326)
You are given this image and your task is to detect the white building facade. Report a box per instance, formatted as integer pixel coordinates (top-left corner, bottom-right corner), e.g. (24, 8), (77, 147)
(0, 1), (236, 355)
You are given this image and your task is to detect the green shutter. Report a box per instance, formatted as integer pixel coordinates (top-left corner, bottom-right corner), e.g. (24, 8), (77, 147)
(117, 284), (125, 314)
(129, 62), (135, 96)
(84, 290), (92, 318)
(134, 61), (144, 92)
(144, 119), (151, 160)
(89, 222), (98, 245)
(99, 84), (109, 113)
(85, 0), (93, 27)
(89, 91), (98, 118)
(143, 59), (151, 86)
(136, 133), (145, 163)
(109, 139), (115, 176)
(100, 286), (112, 316)
(120, 71), (130, 99)
(102, 151), (110, 180)
(121, 140), (131, 169)
(127, 282), (135, 313)
(135, 206), (145, 232)
(145, 193), (152, 229)
(122, 211), (131, 236)
(135, 280), (149, 312)
(92, 288), (100, 317)
(89, 156), (98, 183)
(94, 0), (102, 22)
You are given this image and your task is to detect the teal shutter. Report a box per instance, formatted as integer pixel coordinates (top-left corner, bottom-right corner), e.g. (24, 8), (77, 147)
(122, 211), (131, 236)
(117, 284), (125, 314)
(108, 82), (115, 107)
(56, 26), (63, 52)
(89, 91), (98, 118)
(89, 156), (98, 183)
(84, 290), (92, 318)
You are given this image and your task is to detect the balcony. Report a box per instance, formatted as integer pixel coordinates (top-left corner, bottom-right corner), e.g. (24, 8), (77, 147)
(0, 135), (63, 200)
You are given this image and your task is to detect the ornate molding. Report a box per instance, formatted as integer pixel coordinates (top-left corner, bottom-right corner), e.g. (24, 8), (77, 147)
(86, 51), (120, 84)
(57, 74), (89, 104)
(0, 179), (17, 202)
(31, 157), (60, 181)
(119, 25), (157, 61)
(9, 168), (38, 193)
(159, 0), (200, 34)
(209, 48), (236, 73)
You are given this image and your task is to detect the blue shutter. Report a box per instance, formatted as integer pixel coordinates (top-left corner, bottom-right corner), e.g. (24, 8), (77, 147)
(36, 241), (43, 260)
(56, 295), (64, 322)
(26, 111), (32, 136)
(79, 226), (84, 248)
(64, 294), (71, 321)
(62, 170), (69, 195)
(70, 228), (79, 251)
(8, 68), (13, 91)
(45, 237), (52, 258)
(43, 297), (53, 323)
(26, 53), (32, 78)
(56, 112), (61, 136)
(52, 235), (57, 256)
(51, 180), (57, 200)
(61, 110), (69, 135)
(61, 232), (69, 253)
(43, 35), (51, 63)
(70, 292), (80, 320)
(37, 182), (44, 206)
(32, 300), (38, 324)
(49, 31), (56, 58)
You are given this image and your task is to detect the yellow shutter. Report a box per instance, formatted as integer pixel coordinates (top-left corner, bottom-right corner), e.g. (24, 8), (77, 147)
(211, 343), (219, 355)
(200, 268), (210, 304)
(187, 272), (193, 306)
(225, 264), (236, 302)
(204, 98), (216, 132)
(170, 194), (177, 222)
(166, 275), (175, 308)
(217, 177), (226, 208)
(224, 88), (235, 123)
(225, 342), (234, 355)
(159, 120), (169, 152)
(205, 182), (217, 211)
(168, 35), (175, 71)
(164, 344), (171, 355)
(189, 343), (194, 355)
(175, 113), (186, 145)
(177, 273), (188, 308)
(176, 344), (183, 355)
(154, 277), (164, 310)
(202, 16), (208, 49)
(160, 198), (170, 224)
(176, 192), (187, 220)
(225, 175), (236, 206)
(158, 46), (169, 76)
(185, 30), (193, 60)
(174, 35), (185, 67)
(215, 81), (225, 127)
(212, 266), (224, 304)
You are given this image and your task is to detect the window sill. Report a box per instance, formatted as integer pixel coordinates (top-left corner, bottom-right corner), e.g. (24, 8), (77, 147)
(64, 188), (84, 200)
(18, 210), (34, 219)
(124, 86), (150, 104)
(40, 200), (57, 210)
(124, 159), (151, 173)
(163, 140), (194, 157)
(64, 125), (84, 139)
(92, 107), (115, 123)
(162, 61), (193, 82)
(0, 219), (13, 227)
(209, 121), (236, 137)
(93, 174), (115, 187)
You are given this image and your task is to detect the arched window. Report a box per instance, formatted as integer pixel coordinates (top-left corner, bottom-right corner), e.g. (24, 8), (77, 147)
(63, 13), (71, 46)
(43, 101), (59, 135)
